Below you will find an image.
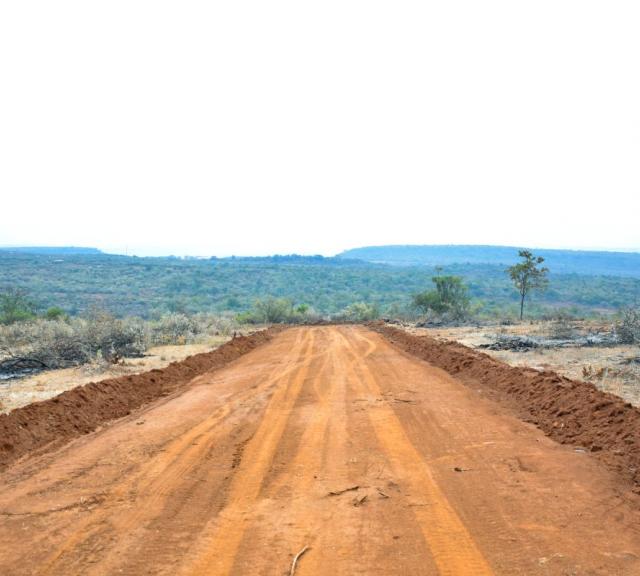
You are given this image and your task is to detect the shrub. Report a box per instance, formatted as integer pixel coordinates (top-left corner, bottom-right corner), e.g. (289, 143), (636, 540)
(254, 297), (295, 323)
(0, 287), (37, 324)
(150, 313), (199, 345)
(616, 307), (640, 344)
(238, 298), (293, 324)
(81, 311), (146, 361)
(0, 319), (88, 368)
(338, 302), (380, 322)
(44, 306), (67, 321)
(0, 313), (147, 369)
(413, 275), (470, 321)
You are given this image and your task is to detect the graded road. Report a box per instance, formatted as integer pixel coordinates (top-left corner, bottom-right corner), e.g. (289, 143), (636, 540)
(1, 326), (639, 575)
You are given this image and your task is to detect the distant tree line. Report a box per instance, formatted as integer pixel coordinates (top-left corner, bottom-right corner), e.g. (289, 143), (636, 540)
(0, 248), (637, 323)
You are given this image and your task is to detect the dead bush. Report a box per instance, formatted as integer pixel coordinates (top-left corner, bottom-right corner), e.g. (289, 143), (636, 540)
(0, 319), (88, 369)
(0, 312), (240, 375)
(150, 314), (199, 345)
(548, 313), (577, 340)
(0, 314), (146, 370)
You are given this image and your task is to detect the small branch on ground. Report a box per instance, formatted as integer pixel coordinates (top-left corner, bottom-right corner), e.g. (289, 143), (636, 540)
(289, 545), (309, 576)
(327, 485), (359, 496)
(0, 357), (50, 370)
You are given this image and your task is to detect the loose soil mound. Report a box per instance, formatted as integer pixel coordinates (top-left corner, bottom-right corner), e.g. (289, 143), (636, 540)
(371, 322), (640, 492)
(0, 329), (280, 470)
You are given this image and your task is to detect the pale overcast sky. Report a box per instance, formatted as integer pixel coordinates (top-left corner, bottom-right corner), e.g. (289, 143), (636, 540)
(1, 1), (638, 256)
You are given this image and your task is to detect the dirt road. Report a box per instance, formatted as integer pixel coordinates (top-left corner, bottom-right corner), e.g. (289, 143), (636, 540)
(1, 326), (639, 575)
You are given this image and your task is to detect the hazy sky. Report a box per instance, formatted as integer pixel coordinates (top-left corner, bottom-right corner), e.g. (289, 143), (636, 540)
(1, 1), (638, 256)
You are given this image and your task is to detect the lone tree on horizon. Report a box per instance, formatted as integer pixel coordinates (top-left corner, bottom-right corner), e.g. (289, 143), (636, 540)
(507, 250), (549, 320)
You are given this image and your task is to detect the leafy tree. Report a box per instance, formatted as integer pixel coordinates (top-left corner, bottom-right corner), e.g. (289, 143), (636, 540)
(413, 275), (470, 320)
(506, 250), (549, 320)
(0, 287), (37, 324)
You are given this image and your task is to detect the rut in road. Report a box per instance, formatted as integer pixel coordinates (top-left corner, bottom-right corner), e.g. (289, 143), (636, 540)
(0, 326), (639, 575)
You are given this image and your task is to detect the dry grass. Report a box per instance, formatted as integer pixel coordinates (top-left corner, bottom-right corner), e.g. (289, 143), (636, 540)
(0, 311), (259, 414)
(0, 335), (235, 414)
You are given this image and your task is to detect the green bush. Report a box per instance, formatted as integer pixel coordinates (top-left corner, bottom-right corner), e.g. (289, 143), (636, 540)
(237, 298), (321, 324)
(0, 287), (36, 324)
(413, 275), (470, 321)
(44, 306), (66, 321)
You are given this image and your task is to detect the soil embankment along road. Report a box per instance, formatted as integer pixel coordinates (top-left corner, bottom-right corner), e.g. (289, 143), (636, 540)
(1, 325), (640, 575)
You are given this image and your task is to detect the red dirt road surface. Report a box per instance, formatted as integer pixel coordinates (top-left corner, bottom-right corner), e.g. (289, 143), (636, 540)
(1, 325), (639, 575)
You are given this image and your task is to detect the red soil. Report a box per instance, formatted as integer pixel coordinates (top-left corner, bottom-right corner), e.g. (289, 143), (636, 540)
(371, 322), (640, 492)
(0, 328), (280, 470)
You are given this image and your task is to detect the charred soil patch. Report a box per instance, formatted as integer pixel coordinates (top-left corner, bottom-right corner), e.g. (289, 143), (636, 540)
(371, 322), (640, 493)
(0, 328), (281, 470)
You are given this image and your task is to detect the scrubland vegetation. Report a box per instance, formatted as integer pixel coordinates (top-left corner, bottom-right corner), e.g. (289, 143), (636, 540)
(1, 251), (638, 320)
(0, 247), (638, 379)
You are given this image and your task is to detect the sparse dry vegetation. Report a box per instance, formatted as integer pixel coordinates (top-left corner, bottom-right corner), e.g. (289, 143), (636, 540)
(149, 313), (239, 345)
(547, 313), (577, 340)
(0, 312), (241, 377)
(404, 318), (640, 406)
(335, 301), (380, 322)
(237, 297), (321, 324)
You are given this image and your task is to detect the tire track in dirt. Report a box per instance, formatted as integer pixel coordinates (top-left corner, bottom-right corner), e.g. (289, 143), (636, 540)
(283, 328), (438, 575)
(182, 329), (318, 576)
(264, 328), (339, 495)
(349, 330), (542, 573)
(22, 331), (310, 576)
(357, 331), (553, 573)
(337, 328), (494, 576)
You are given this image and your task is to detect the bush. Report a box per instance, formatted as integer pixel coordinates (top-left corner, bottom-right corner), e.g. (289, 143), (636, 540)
(337, 302), (380, 322)
(44, 306), (66, 321)
(150, 313), (199, 345)
(82, 310), (146, 361)
(413, 275), (470, 321)
(616, 307), (640, 344)
(147, 313), (240, 345)
(0, 287), (37, 324)
(0, 319), (89, 368)
(254, 297), (295, 323)
(0, 313), (146, 369)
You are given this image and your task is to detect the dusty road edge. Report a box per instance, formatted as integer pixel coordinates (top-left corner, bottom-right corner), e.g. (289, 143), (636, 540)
(0, 327), (283, 471)
(370, 322), (640, 494)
